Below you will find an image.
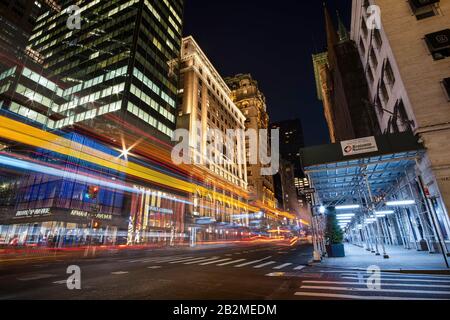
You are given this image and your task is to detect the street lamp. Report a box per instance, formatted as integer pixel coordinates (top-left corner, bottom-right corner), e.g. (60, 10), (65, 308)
(336, 204), (360, 210)
(386, 200), (415, 206)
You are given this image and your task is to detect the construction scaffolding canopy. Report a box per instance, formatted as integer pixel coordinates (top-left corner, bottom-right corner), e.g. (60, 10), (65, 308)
(300, 132), (449, 268)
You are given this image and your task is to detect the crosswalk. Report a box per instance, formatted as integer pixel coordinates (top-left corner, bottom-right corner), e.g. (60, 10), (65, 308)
(125, 254), (308, 272)
(293, 270), (450, 300)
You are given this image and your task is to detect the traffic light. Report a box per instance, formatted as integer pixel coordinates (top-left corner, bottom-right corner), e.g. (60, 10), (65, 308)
(85, 186), (99, 200)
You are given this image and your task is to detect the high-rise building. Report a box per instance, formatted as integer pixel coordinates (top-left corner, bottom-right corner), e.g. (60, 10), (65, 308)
(0, 0), (188, 246)
(312, 6), (380, 143)
(176, 36), (249, 237)
(351, 0), (450, 240)
(273, 159), (300, 214)
(1, 0), (183, 142)
(270, 119), (309, 201)
(0, 0), (60, 72)
(226, 74), (276, 209)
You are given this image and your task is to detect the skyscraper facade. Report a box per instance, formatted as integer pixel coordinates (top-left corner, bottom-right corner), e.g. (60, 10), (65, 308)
(226, 74), (276, 210)
(0, 0), (188, 246)
(351, 0), (450, 246)
(270, 119), (309, 193)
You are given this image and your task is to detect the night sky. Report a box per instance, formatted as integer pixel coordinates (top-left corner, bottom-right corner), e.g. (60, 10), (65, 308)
(183, 0), (352, 147)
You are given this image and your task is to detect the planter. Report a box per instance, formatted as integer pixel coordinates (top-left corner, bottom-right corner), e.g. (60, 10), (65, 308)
(326, 243), (346, 257)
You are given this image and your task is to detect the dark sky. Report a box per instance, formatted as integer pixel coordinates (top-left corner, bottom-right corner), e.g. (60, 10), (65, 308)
(183, 0), (352, 147)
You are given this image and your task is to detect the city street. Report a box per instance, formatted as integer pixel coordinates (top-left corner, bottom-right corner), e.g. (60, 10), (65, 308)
(1, 0), (450, 306)
(1, 242), (450, 300)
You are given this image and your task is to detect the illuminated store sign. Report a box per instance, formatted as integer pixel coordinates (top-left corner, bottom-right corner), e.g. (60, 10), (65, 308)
(70, 210), (113, 221)
(15, 208), (51, 218)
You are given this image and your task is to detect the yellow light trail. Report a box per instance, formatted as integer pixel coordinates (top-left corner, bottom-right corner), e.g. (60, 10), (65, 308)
(0, 116), (297, 220)
(0, 116), (259, 211)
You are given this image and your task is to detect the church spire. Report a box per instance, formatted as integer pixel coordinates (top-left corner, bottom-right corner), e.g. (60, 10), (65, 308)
(336, 10), (349, 42)
(324, 3), (338, 49)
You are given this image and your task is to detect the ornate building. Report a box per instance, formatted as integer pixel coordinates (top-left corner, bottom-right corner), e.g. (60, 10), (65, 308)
(225, 74), (276, 209)
(177, 37), (250, 238)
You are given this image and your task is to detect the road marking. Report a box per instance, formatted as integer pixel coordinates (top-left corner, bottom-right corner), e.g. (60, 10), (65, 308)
(154, 256), (193, 263)
(343, 276), (450, 284)
(200, 258), (232, 266)
(17, 274), (55, 281)
(273, 263), (292, 270)
(254, 261), (276, 269)
(184, 257), (219, 265)
(169, 257), (205, 264)
(235, 256), (272, 268)
(217, 259), (246, 266)
(53, 280), (67, 285)
(294, 292), (443, 300)
(147, 266), (162, 269)
(294, 265), (306, 271)
(300, 285), (450, 295)
(111, 271), (129, 275)
(341, 273), (450, 280)
(303, 280), (450, 289)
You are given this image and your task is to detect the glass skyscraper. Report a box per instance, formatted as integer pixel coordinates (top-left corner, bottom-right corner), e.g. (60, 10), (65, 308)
(0, 0), (187, 247)
(1, 0), (183, 140)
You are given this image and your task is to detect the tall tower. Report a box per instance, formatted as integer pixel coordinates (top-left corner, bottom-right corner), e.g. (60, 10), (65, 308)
(1, 0), (184, 145)
(0, 0), (188, 247)
(313, 5), (380, 143)
(226, 74), (276, 209)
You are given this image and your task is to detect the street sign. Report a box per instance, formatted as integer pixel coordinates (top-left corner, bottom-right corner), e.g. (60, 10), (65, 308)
(299, 188), (316, 195)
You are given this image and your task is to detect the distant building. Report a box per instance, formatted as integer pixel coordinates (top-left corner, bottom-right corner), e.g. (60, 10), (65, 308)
(177, 36), (249, 237)
(270, 119), (311, 206)
(226, 74), (276, 209)
(351, 0), (450, 243)
(312, 6), (380, 143)
(273, 159), (300, 215)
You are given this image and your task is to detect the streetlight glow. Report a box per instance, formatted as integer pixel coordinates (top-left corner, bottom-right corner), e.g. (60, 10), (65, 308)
(336, 204), (360, 210)
(386, 200), (415, 206)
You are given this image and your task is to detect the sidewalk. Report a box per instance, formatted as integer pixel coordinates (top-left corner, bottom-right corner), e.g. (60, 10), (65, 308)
(318, 244), (450, 273)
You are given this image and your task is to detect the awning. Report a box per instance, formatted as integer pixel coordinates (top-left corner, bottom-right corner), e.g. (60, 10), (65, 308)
(300, 133), (425, 206)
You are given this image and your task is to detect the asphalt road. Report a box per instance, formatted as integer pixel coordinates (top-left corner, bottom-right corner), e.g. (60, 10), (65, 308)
(1, 242), (450, 300)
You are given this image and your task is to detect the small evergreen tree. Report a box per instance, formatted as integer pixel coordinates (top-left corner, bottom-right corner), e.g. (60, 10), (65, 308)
(325, 207), (344, 245)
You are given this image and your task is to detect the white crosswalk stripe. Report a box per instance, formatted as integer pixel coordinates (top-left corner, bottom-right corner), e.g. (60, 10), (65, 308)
(170, 257), (206, 264)
(294, 265), (306, 271)
(217, 259), (246, 266)
(300, 285), (450, 296)
(235, 256), (272, 268)
(303, 280), (450, 289)
(273, 263), (292, 270)
(294, 273), (450, 300)
(294, 292), (441, 300)
(184, 257), (219, 265)
(254, 261), (276, 269)
(200, 258), (232, 266)
(343, 276), (450, 284)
